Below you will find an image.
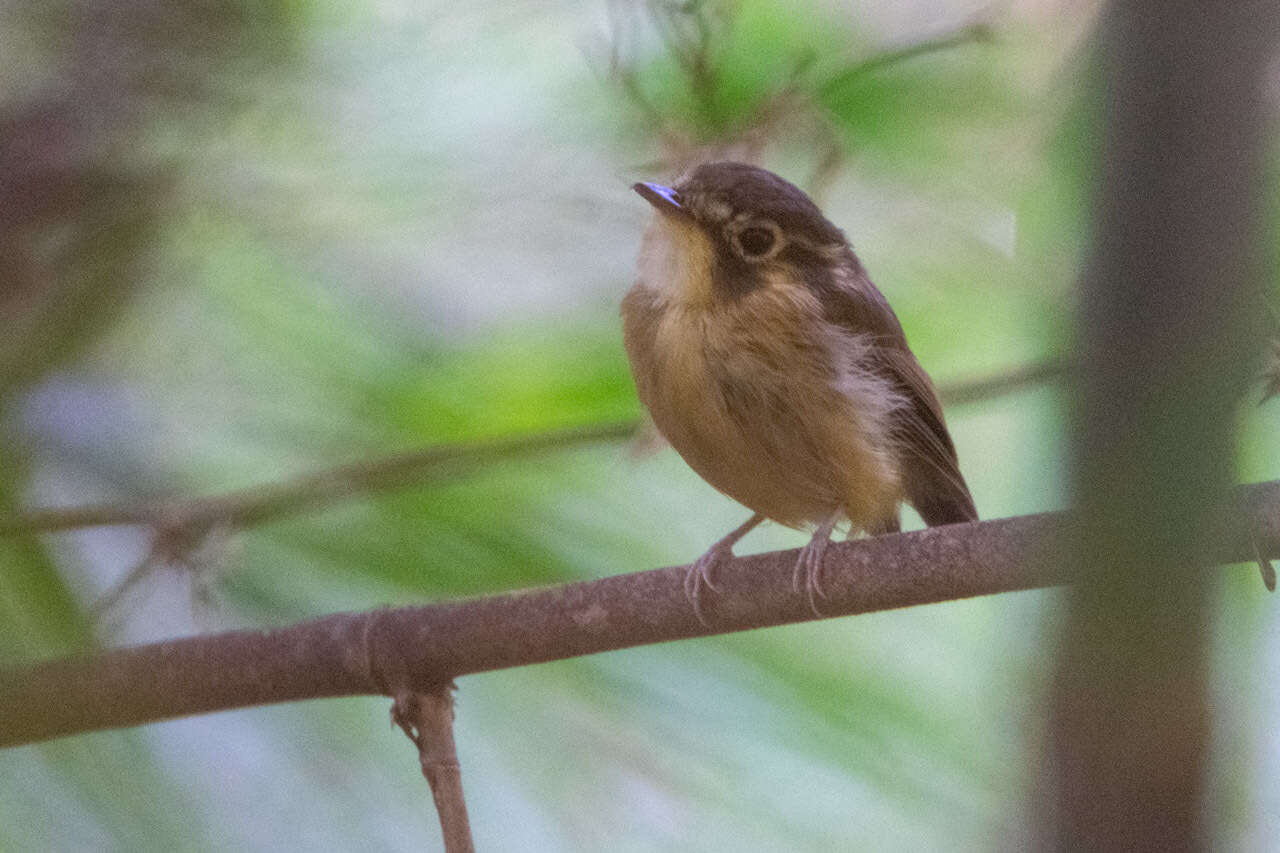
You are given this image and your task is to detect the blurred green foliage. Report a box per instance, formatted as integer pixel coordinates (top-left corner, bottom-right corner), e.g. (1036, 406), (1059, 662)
(2, 1), (1278, 851)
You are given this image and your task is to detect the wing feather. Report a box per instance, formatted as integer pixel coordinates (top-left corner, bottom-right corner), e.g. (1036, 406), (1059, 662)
(814, 260), (978, 526)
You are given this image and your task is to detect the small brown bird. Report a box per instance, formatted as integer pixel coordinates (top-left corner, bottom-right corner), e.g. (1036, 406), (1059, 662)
(622, 162), (976, 619)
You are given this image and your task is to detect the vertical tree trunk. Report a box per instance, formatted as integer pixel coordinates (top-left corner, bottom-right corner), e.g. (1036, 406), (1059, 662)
(1038, 2), (1279, 850)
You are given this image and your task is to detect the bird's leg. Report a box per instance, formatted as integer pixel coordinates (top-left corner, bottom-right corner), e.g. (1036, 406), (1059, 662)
(793, 510), (843, 616)
(867, 511), (900, 537)
(686, 512), (765, 625)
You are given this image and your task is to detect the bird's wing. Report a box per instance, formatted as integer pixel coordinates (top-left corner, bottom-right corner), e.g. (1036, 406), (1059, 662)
(871, 345), (977, 525)
(817, 266), (978, 526)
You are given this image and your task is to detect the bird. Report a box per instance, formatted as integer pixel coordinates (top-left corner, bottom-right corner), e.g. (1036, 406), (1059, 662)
(622, 161), (977, 621)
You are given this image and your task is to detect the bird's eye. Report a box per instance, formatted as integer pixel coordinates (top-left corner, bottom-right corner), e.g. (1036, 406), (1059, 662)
(736, 226), (776, 258)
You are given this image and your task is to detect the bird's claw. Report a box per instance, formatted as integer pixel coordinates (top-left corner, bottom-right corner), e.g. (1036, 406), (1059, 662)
(681, 513), (766, 627)
(685, 545), (730, 627)
(792, 535), (831, 617)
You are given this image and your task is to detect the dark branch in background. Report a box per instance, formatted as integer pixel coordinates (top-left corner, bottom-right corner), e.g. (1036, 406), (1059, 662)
(937, 358), (1069, 407)
(821, 20), (994, 89)
(1038, 1), (1278, 850)
(4, 420), (635, 618)
(0, 420), (640, 536)
(0, 0), (300, 403)
(0, 359), (1065, 538)
(1, 479), (1277, 749)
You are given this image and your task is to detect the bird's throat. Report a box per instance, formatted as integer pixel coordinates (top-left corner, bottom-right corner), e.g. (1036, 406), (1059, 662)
(635, 215), (716, 306)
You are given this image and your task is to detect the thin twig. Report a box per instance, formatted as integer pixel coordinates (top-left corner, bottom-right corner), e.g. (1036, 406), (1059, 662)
(821, 20), (995, 93)
(1, 478), (1276, 748)
(89, 545), (164, 622)
(939, 359), (1071, 406)
(607, 5), (992, 177)
(392, 685), (475, 853)
(90, 518), (235, 623)
(0, 419), (638, 536)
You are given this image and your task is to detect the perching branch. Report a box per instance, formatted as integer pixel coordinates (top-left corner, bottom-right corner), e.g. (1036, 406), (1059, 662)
(1, 479), (1276, 749)
(0, 359), (1066, 540)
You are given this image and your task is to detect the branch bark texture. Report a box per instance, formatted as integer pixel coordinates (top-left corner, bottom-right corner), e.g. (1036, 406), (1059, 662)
(2, 481), (1277, 749)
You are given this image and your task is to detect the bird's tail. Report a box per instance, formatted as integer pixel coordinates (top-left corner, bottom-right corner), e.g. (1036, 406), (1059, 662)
(911, 480), (978, 527)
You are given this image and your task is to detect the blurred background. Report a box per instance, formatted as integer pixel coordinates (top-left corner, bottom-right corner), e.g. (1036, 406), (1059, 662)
(2, 0), (1278, 849)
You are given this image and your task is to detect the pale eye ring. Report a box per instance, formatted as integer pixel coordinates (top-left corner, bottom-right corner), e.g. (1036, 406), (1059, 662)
(732, 222), (783, 259)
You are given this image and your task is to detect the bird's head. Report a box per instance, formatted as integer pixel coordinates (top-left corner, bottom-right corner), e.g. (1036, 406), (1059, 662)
(633, 161), (854, 306)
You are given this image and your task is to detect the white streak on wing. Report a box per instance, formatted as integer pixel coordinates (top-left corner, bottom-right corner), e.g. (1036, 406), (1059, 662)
(830, 329), (905, 455)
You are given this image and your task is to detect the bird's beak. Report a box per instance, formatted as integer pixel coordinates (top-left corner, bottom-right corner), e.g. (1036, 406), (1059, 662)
(633, 182), (687, 218)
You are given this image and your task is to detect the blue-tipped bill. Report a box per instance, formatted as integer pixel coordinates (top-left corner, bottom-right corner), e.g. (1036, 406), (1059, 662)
(633, 182), (686, 218)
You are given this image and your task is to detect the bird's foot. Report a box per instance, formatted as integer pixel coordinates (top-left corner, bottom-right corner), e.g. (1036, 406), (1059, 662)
(685, 542), (733, 628)
(682, 513), (765, 627)
(792, 514), (840, 617)
(792, 536), (832, 617)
